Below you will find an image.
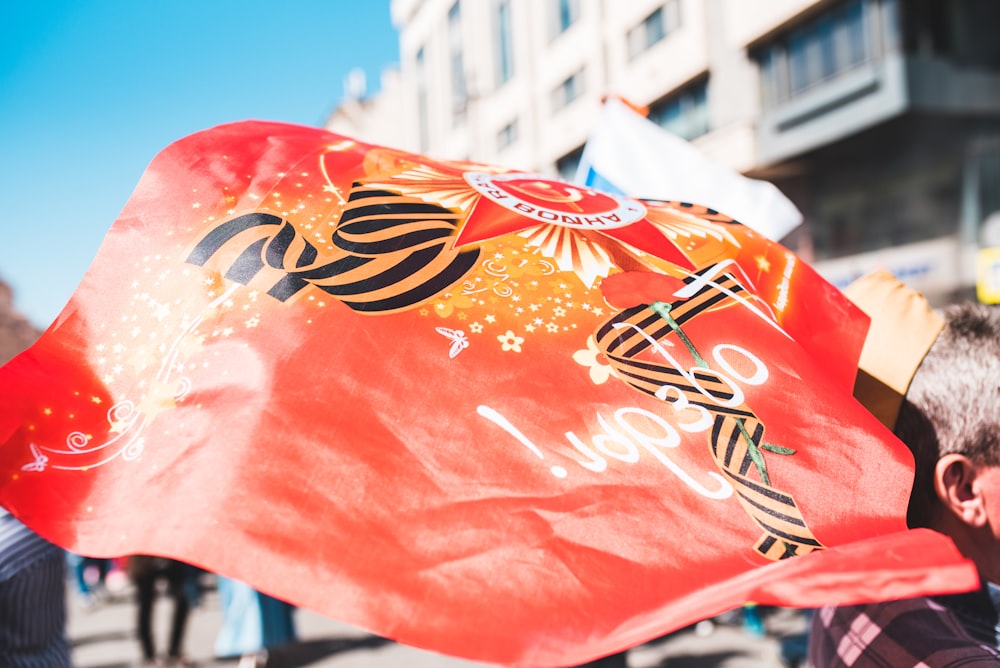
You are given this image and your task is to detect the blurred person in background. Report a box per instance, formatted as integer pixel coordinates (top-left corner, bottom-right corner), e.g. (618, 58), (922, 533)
(128, 555), (192, 667)
(214, 576), (297, 668)
(66, 551), (112, 608)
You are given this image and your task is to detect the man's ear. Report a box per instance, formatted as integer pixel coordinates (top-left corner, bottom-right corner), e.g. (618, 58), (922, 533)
(934, 454), (987, 528)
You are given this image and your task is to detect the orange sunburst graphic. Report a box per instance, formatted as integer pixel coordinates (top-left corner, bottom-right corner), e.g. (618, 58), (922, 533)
(641, 200), (740, 267)
(514, 225), (618, 288)
(363, 164), (500, 214)
(351, 165), (748, 292)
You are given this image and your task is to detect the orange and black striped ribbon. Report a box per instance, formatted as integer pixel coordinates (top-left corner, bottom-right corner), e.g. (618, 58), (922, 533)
(595, 269), (824, 560)
(187, 185), (479, 314)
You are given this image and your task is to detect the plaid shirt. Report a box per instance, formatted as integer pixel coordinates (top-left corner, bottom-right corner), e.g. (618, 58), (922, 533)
(809, 593), (1000, 667)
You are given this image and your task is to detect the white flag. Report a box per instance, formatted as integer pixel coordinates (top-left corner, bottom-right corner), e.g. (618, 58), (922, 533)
(574, 98), (802, 241)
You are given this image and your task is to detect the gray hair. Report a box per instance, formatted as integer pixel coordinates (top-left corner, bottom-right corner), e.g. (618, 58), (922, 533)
(893, 301), (1000, 527)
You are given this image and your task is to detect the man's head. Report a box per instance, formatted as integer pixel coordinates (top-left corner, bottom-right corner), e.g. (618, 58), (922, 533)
(894, 302), (1000, 580)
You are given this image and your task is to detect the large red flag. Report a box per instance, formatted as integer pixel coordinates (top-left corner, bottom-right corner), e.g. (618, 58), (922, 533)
(0, 122), (976, 666)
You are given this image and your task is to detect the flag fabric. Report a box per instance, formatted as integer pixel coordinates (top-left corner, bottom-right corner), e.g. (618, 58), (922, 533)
(574, 98), (803, 242)
(0, 122), (976, 666)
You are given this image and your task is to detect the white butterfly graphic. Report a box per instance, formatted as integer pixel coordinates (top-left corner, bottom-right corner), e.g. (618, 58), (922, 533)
(435, 327), (469, 358)
(22, 443), (49, 472)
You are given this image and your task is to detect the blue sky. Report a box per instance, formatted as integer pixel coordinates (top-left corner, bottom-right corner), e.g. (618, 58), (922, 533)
(0, 1), (398, 327)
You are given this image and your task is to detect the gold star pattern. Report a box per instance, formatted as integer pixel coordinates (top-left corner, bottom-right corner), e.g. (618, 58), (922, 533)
(416, 237), (611, 352)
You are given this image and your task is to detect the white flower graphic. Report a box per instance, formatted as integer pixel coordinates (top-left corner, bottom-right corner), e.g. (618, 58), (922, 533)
(572, 336), (616, 384)
(498, 330), (524, 353)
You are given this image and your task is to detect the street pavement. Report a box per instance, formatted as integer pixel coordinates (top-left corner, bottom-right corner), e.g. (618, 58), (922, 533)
(67, 572), (804, 668)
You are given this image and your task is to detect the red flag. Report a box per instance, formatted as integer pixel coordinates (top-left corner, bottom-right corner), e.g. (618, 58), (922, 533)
(0, 122), (976, 666)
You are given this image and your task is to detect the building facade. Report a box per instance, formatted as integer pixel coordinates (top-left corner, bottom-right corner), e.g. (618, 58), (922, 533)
(326, 0), (1000, 304)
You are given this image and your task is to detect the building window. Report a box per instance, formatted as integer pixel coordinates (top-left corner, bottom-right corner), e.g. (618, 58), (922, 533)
(552, 68), (585, 112)
(556, 146), (584, 182)
(901, 0), (1000, 67)
(449, 2), (468, 124)
(416, 46), (429, 153)
(497, 119), (519, 151)
(648, 79), (709, 140)
(627, 2), (681, 60)
(495, 0), (514, 86)
(550, 0), (580, 39)
(757, 0), (873, 108)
